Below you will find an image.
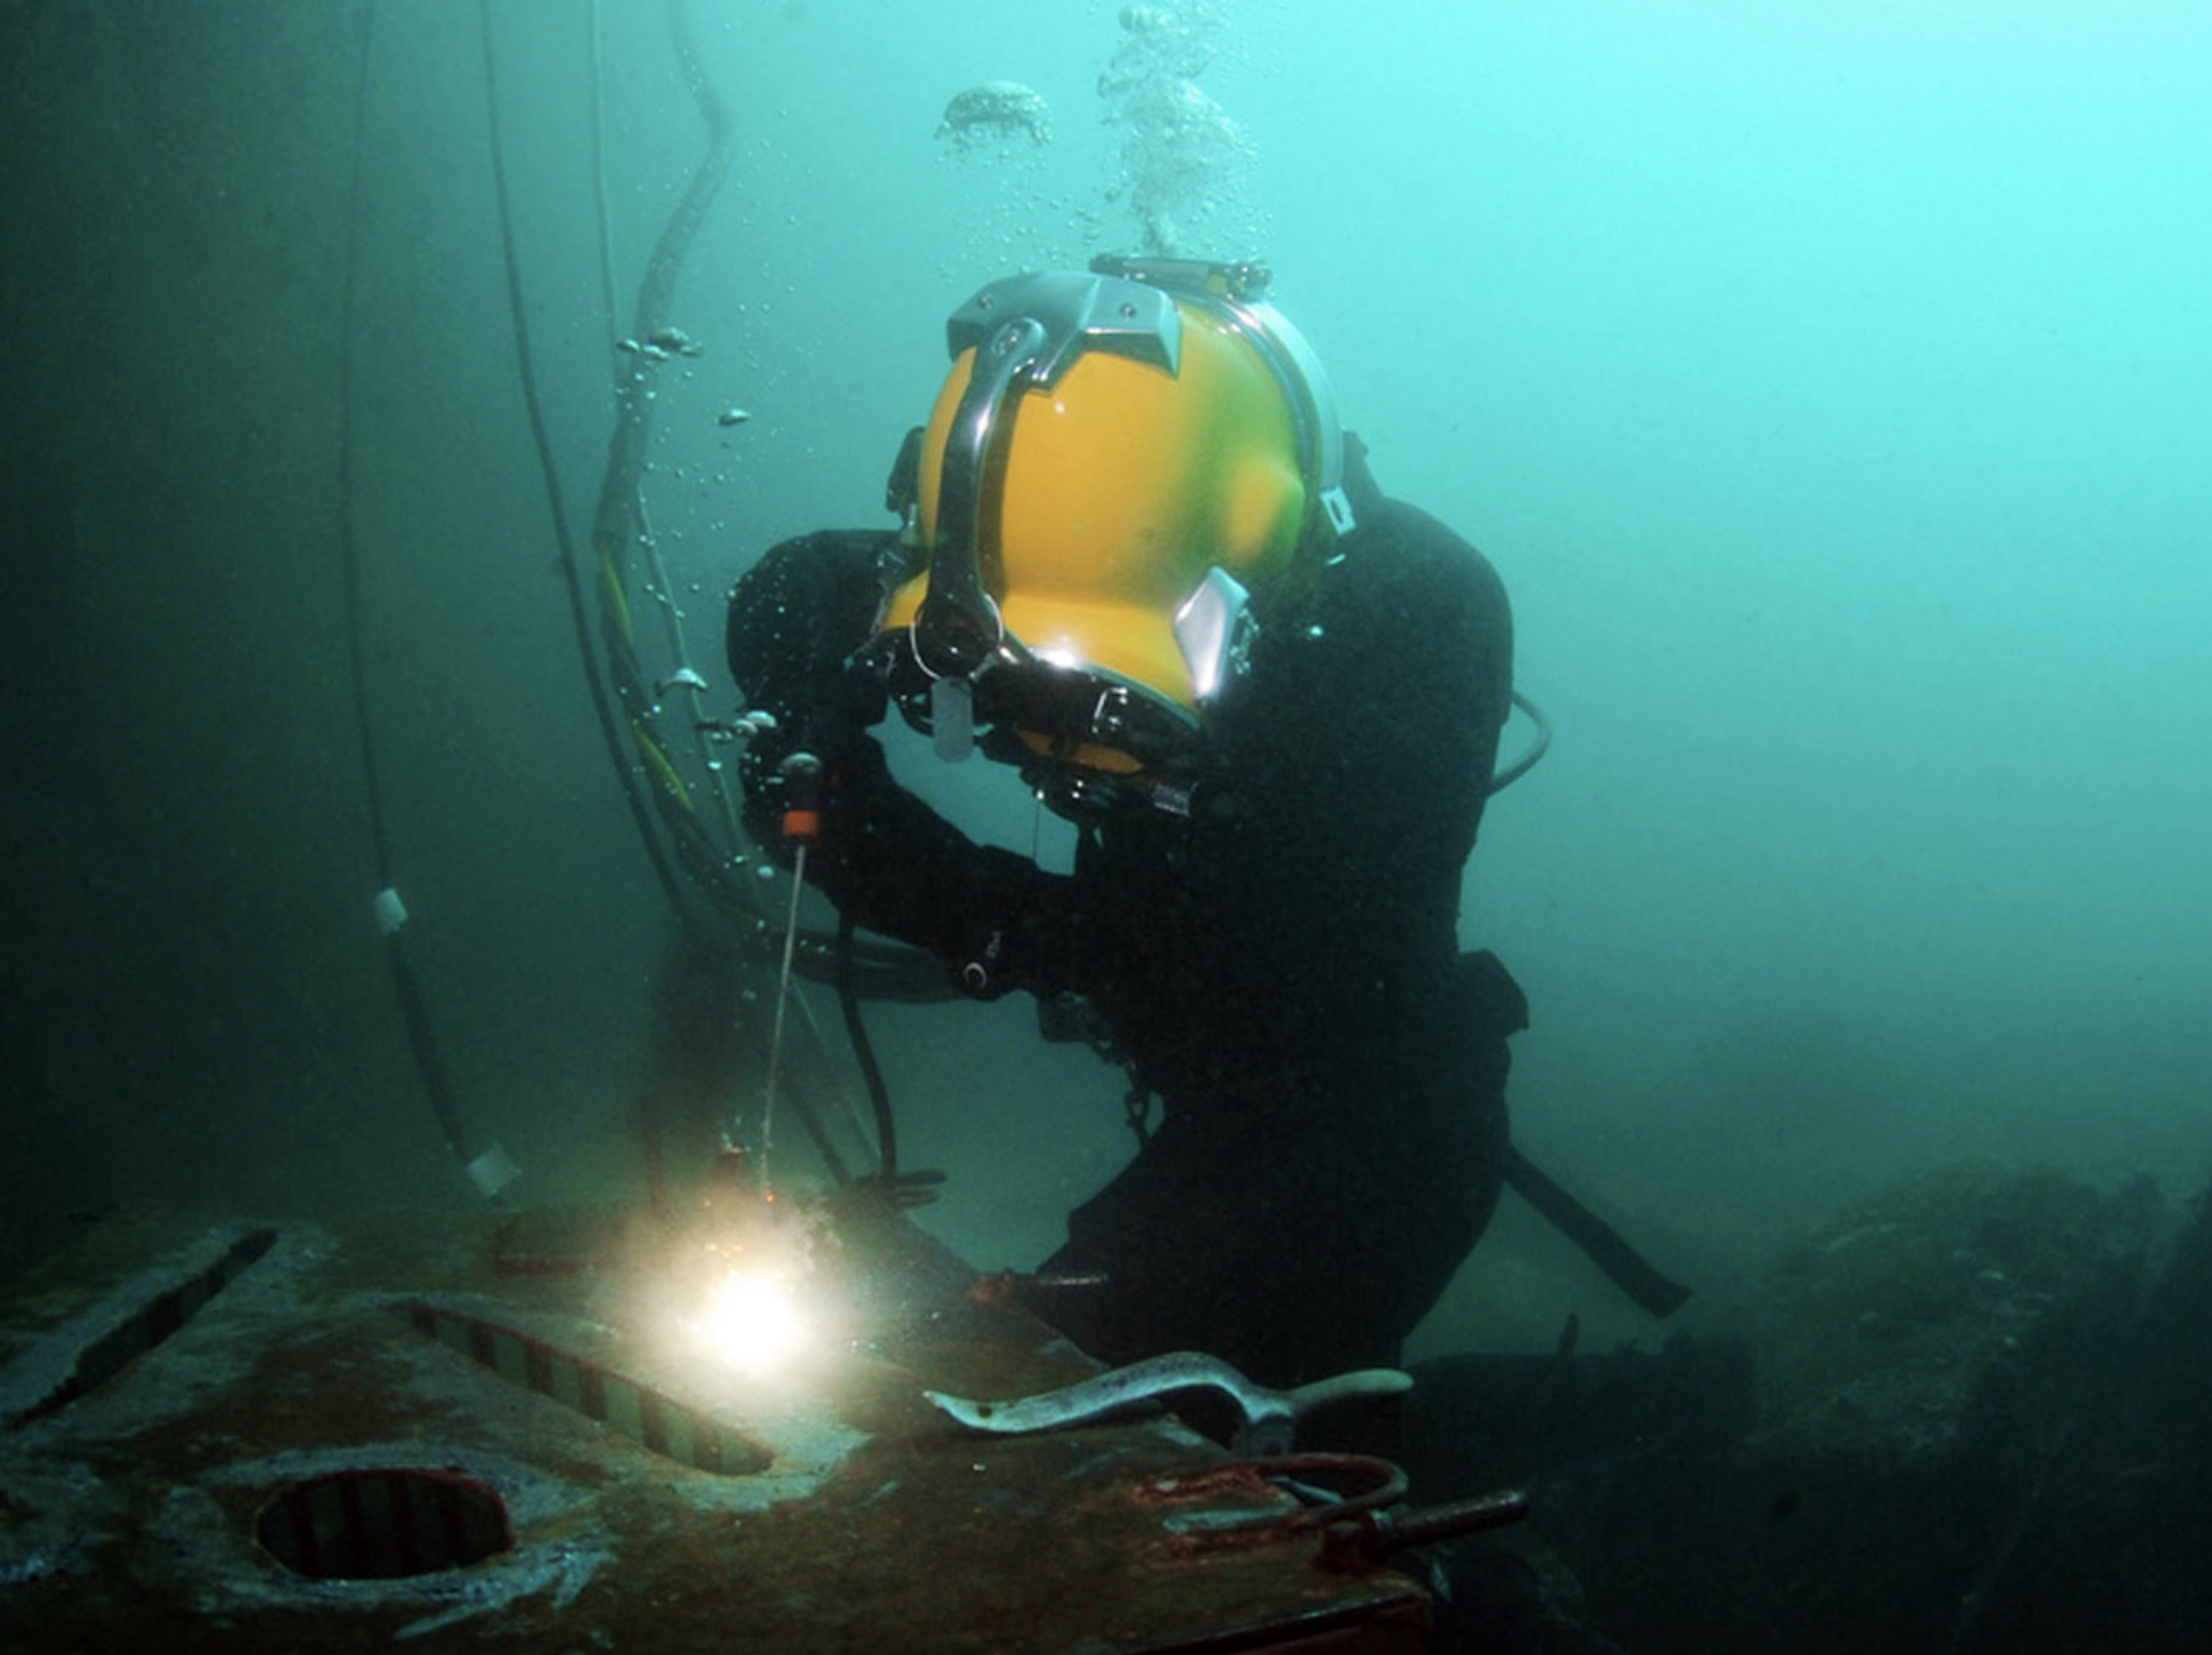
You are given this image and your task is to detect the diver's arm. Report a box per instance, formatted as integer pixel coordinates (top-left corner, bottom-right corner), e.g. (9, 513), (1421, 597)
(1201, 496), (1512, 1003)
(1325, 498), (1513, 929)
(783, 731), (1087, 997)
(725, 529), (895, 722)
(727, 531), (1086, 997)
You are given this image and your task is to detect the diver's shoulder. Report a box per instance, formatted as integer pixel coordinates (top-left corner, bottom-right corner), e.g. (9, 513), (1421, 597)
(1337, 434), (1502, 590)
(761, 525), (900, 568)
(1338, 493), (1506, 610)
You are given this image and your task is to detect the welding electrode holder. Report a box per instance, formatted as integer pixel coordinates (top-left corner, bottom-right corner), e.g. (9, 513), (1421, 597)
(776, 746), (825, 848)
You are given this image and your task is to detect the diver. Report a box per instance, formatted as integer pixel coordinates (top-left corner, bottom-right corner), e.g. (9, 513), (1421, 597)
(724, 256), (1528, 1389)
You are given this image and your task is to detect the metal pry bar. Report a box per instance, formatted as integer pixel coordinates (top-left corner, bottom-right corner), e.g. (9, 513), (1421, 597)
(925, 1351), (1412, 1456)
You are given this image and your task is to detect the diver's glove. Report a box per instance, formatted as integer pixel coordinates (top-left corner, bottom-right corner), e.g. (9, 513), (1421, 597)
(727, 529), (894, 860)
(725, 532), (1093, 998)
(738, 720), (1092, 1003)
(732, 684), (886, 868)
(725, 529), (892, 717)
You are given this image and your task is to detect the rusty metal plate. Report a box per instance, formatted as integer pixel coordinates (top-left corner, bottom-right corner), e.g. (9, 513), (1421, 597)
(0, 1198), (1427, 1652)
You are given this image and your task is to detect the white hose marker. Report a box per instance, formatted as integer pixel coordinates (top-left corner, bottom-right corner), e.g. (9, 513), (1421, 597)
(371, 888), (409, 937)
(932, 677), (975, 763)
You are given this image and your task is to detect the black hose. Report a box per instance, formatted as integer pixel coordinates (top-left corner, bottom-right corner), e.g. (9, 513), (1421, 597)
(575, 0), (751, 941)
(478, 0), (695, 928)
(793, 928), (958, 1003)
(835, 912), (900, 1181)
(383, 940), (473, 1170)
(1488, 689), (1553, 796)
(338, 0), (477, 1177)
(338, 0), (388, 884)
(1501, 1144), (1691, 1318)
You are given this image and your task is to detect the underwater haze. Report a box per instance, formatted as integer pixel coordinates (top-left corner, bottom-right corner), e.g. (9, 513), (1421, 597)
(2, 0), (2207, 1366)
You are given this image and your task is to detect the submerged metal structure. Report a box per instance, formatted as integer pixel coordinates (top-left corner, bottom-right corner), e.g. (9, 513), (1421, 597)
(0, 1199), (1431, 1651)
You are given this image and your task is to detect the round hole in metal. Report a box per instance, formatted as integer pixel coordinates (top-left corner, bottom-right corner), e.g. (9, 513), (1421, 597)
(256, 1467), (513, 1580)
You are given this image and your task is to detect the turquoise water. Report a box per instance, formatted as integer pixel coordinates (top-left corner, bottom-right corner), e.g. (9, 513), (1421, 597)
(3, 5), (2208, 1650)
(4, 0), (2205, 1340)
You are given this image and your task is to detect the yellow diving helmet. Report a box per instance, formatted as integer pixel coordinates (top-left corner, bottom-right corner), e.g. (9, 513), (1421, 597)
(875, 255), (1354, 815)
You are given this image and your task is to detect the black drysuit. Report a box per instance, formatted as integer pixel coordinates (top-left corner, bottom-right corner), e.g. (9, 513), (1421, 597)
(726, 453), (1525, 1388)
